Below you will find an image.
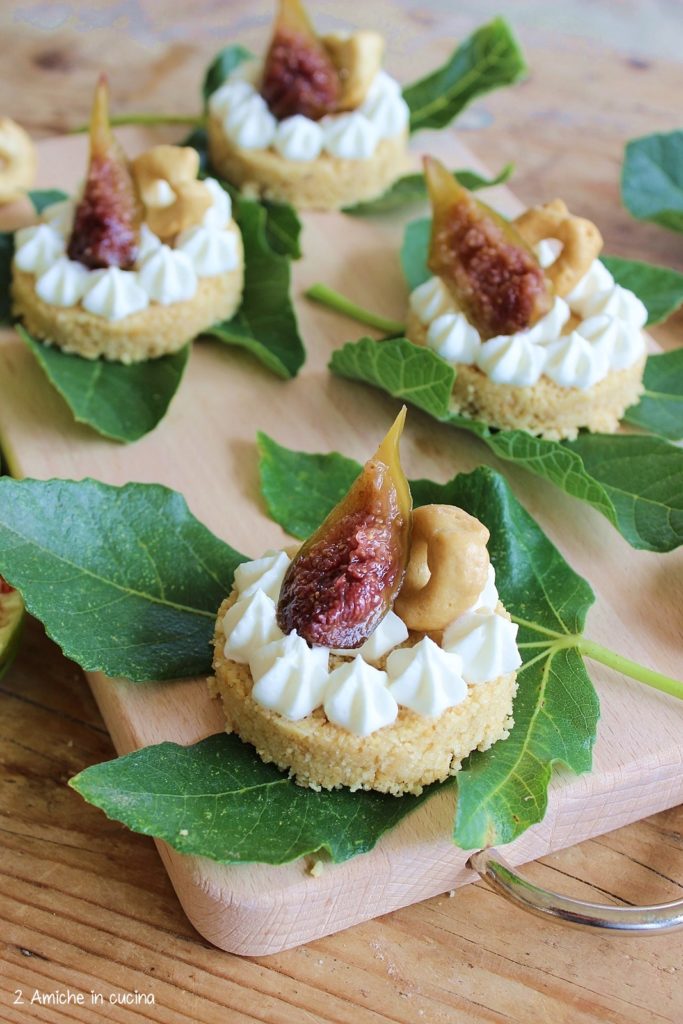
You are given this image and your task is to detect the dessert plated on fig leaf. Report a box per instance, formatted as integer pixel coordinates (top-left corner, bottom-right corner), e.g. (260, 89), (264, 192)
(321, 153), (683, 553)
(404, 156), (648, 441)
(211, 408), (523, 796)
(12, 76), (244, 365)
(204, 1), (526, 210)
(6, 423), (679, 866)
(1, 76), (305, 442)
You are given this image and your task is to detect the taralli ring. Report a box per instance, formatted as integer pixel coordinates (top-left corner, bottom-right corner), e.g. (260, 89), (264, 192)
(131, 144), (212, 240)
(395, 504), (490, 631)
(514, 198), (603, 297)
(0, 117), (36, 204)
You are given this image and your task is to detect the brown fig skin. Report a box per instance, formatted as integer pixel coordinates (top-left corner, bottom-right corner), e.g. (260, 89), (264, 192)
(67, 76), (140, 270)
(261, 0), (341, 121)
(424, 156), (553, 340)
(277, 408), (412, 648)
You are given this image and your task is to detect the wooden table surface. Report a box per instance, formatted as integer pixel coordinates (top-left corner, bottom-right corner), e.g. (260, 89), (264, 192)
(1, 1), (682, 1021)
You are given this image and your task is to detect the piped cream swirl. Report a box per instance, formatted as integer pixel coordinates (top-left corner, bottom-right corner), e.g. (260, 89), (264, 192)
(409, 238), (647, 390)
(210, 66), (409, 161)
(14, 175), (242, 321)
(220, 551), (520, 737)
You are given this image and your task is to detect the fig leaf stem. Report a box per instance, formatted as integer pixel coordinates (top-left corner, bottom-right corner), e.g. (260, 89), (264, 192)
(577, 638), (683, 701)
(305, 283), (406, 336)
(511, 616), (682, 699)
(72, 113), (205, 134)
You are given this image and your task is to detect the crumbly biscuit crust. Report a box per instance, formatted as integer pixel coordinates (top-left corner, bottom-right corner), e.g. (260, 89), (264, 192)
(210, 592), (518, 796)
(406, 310), (646, 440)
(11, 225), (244, 363)
(207, 112), (410, 210)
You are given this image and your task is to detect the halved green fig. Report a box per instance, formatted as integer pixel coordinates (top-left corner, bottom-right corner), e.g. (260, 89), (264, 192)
(261, 0), (342, 121)
(0, 578), (24, 680)
(67, 76), (140, 270)
(424, 155), (553, 340)
(277, 408), (412, 648)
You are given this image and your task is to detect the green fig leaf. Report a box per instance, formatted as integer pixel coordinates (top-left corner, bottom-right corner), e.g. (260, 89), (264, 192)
(343, 165), (514, 216)
(621, 130), (683, 233)
(602, 255), (683, 326)
(65, 455), (599, 860)
(203, 193), (305, 378)
(400, 216), (431, 290)
(28, 188), (69, 214)
(182, 127), (210, 174)
(69, 732), (445, 865)
(329, 337), (683, 552)
(18, 326), (190, 444)
(403, 18), (527, 134)
(262, 200), (302, 260)
(202, 45), (254, 108)
(623, 350), (683, 440)
(258, 431), (360, 539)
(0, 478), (246, 682)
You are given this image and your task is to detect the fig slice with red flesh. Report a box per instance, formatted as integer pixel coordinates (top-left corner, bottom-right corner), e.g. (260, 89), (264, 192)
(424, 155), (553, 340)
(277, 408), (412, 648)
(261, 0), (342, 121)
(67, 76), (140, 270)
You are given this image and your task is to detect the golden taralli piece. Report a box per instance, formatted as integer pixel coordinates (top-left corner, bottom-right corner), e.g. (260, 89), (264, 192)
(131, 145), (213, 241)
(395, 505), (490, 631)
(514, 198), (603, 298)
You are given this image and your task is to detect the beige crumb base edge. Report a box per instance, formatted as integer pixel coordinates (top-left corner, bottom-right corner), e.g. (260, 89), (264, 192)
(0, 129), (681, 957)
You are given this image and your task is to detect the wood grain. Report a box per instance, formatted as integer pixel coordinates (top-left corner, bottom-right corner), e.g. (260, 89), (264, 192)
(1, 621), (682, 1023)
(0, 0), (682, 1018)
(0, 126), (681, 956)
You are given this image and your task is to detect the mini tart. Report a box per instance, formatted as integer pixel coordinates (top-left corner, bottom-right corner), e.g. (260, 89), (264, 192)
(210, 591), (518, 796)
(11, 226), (244, 364)
(406, 309), (646, 441)
(207, 112), (409, 211)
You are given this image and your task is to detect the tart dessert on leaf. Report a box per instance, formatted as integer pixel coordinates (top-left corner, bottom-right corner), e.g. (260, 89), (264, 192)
(211, 410), (521, 796)
(406, 157), (647, 439)
(207, 0), (410, 210)
(12, 77), (244, 363)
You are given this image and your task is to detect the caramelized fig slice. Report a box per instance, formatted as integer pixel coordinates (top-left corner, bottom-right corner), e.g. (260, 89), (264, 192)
(277, 408), (412, 648)
(261, 0), (341, 121)
(67, 76), (140, 270)
(425, 156), (553, 340)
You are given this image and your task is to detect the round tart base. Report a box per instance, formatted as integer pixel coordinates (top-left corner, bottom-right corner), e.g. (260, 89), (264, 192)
(407, 310), (646, 441)
(210, 592), (518, 796)
(11, 230), (244, 364)
(207, 113), (410, 211)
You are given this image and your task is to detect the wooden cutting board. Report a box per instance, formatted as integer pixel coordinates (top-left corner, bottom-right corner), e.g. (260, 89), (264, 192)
(0, 130), (681, 956)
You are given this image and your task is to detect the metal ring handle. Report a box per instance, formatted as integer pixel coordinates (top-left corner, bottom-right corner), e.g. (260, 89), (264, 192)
(467, 848), (683, 934)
